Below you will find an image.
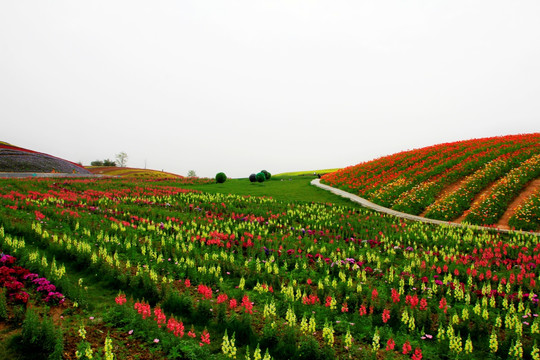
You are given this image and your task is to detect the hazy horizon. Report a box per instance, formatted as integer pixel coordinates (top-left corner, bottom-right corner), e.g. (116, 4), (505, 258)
(2, 1), (539, 178)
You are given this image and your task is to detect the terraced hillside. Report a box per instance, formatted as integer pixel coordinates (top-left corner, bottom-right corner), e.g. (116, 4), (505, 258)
(0, 142), (90, 174)
(321, 134), (540, 231)
(87, 166), (194, 180)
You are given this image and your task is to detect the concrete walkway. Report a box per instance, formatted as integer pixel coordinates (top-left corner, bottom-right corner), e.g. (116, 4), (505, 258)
(311, 179), (539, 236)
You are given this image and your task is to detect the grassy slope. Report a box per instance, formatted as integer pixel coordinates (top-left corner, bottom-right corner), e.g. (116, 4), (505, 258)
(86, 166), (183, 179)
(178, 176), (360, 208)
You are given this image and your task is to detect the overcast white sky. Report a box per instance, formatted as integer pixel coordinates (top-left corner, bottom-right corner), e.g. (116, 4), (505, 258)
(1, 1), (539, 178)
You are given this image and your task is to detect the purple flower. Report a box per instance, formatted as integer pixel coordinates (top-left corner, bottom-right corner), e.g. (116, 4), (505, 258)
(23, 273), (39, 281)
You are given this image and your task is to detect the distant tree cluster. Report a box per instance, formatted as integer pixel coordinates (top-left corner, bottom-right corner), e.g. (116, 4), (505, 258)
(90, 159), (116, 167)
(249, 170), (271, 183)
(90, 152), (128, 167)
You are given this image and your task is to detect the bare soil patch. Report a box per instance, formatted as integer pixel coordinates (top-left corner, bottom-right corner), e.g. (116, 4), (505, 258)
(452, 181), (499, 223)
(495, 178), (540, 230)
(419, 177), (470, 217)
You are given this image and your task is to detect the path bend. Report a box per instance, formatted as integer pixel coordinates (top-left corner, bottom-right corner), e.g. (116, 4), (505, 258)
(311, 179), (539, 237)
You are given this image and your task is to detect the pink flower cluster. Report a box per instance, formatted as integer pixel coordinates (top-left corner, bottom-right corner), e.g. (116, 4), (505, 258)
(197, 284), (213, 299)
(167, 317), (185, 337)
(122, 298), (211, 346)
(154, 307), (166, 328)
(134, 301), (152, 319)
(241, 295), (253, 314)
(115, 293), (127, 305)
(0, 252), (64, 305)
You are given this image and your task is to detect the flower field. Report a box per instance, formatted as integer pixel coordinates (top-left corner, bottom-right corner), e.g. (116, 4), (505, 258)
(0, 176), (539, 359)
(321, 134), (540, 230)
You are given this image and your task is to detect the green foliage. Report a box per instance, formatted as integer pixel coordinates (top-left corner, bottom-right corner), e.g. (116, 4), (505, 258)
(103, 159), (116, 166)
(296, 335), (334, 360)
(226, 314), (255, 347)
(256, 172), (266, 183)
(193, 300), (213, 325)
(162, 290), (194, 320)
(272, 326), (297, 359)
(259, 322), (279, 350)
(261, 170), (271, 180)
(0, 289), (7, 321)
(91, 159), (116, 167)
(103, 300), (136, 328)
(21, 308), (64, 360)
(168, 340), (216, 360)
(216, 172), (227, 184)
(249, 174), (257, 183)
(129, 273), (160, 305)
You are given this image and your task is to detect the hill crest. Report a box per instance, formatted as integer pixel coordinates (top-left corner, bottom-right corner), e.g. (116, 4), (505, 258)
(0, 142), (90, 174)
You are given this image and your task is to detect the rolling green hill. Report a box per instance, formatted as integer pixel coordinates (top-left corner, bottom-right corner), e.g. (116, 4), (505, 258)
(86, 166), (185, 179)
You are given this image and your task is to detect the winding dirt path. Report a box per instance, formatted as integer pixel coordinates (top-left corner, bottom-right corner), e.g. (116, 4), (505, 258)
(453, 181), (500, 223)
(419, 177), (470, 217)
(495, 178), (540, 230)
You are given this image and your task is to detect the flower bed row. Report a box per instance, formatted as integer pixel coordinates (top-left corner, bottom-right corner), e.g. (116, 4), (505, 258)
(423, 151), (535, 221)
(464, 154), (540, 226)
(321, 134), (540, 227)
(323, 134), (539, 198)
(391, 147), (538, 216)
(509, 190), (540, 232)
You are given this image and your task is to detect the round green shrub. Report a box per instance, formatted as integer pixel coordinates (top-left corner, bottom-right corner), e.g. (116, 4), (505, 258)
(249, 174), (257, 182)
(256, 172), (266, 183)
(216, 172), (227, 183)
(261, 170), (271, 180)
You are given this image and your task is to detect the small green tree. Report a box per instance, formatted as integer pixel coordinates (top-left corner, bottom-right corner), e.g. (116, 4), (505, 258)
(261, 170), (271, 180)
(90, 160), (104, 166)
(256, 172), (266, 183)
(249, 174), (257, 182)
(216, 172), (227, 183)
(187, 170), (197, 177)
